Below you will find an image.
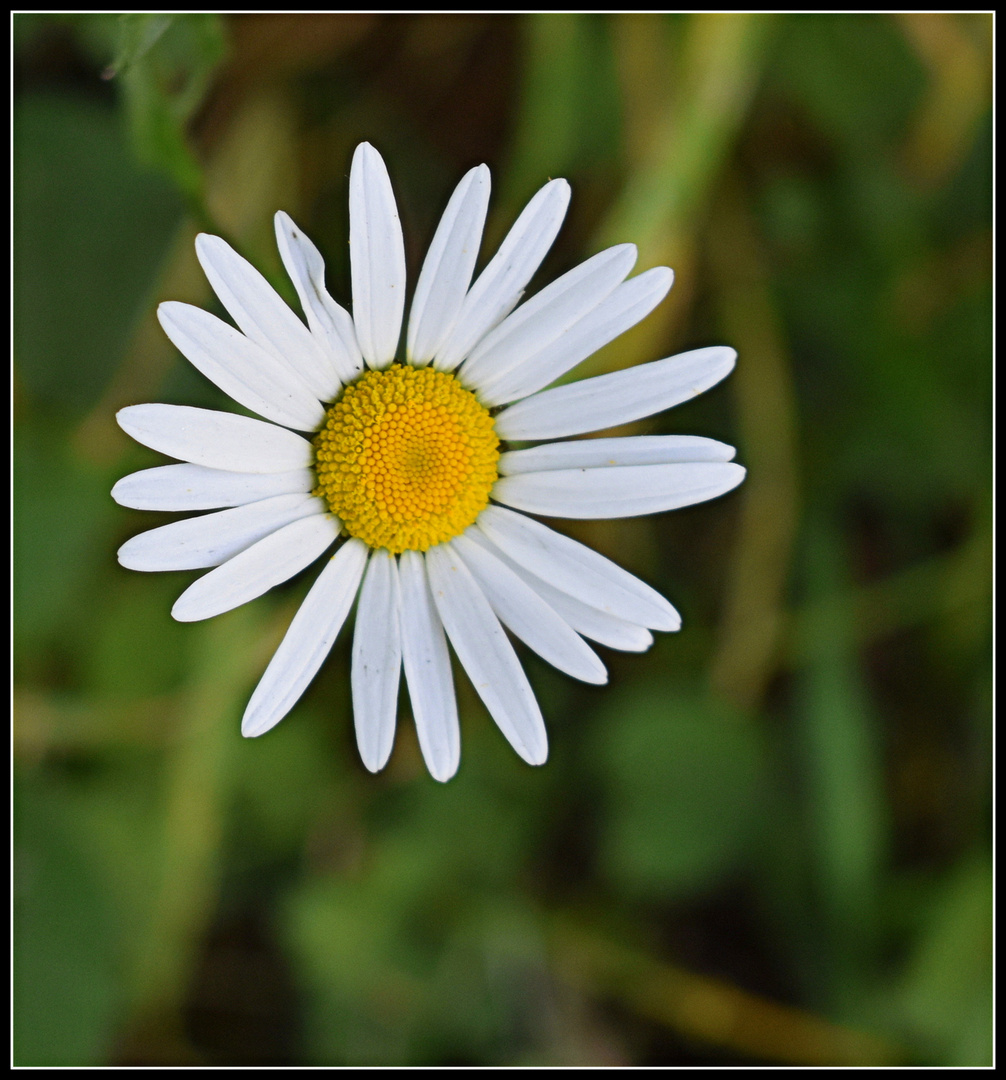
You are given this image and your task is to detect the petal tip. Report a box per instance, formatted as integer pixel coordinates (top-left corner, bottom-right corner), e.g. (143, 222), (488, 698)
(110, 478), (130, 506)
(527, 744), (548, 766)
(194, 232), (227, 263)
(114, 406), (138, 430)
(170, 597), (202, 623)
(360, 754), (388, 775)
(353, 141), (383, 172)
(156, 300), (186, 328)
(428, 758), (460, 783)
(241, 713), (268, 738)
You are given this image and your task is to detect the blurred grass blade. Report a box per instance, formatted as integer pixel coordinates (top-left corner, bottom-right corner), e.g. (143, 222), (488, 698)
(584, 13), (772, 378)
(114, 14), (227, 210)
(796, 519), (888, 1003)
(107, 13), (174, 77)
(707, 180), (799, 712)
(601, 13), (773, 257)
(124, 605), (269, 1042)
(895, 854), (992, 1064)
(504, 14), (620, 210)
(549, 915), (904, 1065)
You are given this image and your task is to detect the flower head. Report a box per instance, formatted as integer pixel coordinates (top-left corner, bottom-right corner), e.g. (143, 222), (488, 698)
(113, 142), (744, 781)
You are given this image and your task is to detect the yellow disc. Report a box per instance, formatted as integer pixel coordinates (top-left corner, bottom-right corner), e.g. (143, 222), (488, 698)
(313, 365), (499, 554)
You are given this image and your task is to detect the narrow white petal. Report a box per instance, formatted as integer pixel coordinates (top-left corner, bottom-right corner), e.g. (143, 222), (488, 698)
(242, 539), (369, 737)
(116, 405), (314, 474)
(351, 550), (402, 773)
(463, 526), (654, 652)
(399, 550), (459, 782)
(494, 346), (737, 442)
(195, 233), (340, 401)
(118, 492), (323, 571)
(476, 505), (680, 632)
(158, 302), (325, 431)
(275, 211), (365, 383)
(452, 532), (607, 685)
(171, 514), (340, 622)
(499, 435), (735, 475)
(434, 178), (571, 372)
(112, 464), (314, 511)
(425, 542), (547, 766)
(492, 462), (747, 519)
(480, 267), (674, 407)
(349, 143), (406, 369)
(522, 580), (654, 652)
(459, 243), (636, 397)
(407, 165), (490, 366)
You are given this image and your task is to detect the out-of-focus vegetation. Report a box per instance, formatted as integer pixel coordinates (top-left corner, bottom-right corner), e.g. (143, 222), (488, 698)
(14, 13), (991, 1066)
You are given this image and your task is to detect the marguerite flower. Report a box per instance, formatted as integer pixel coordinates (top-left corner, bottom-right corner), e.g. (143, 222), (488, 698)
(113, 142), (744, 781)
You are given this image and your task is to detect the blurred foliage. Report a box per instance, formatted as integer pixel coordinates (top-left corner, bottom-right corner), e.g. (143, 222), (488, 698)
(112, 14), (227, 213)
(13, 12), (991, 1067)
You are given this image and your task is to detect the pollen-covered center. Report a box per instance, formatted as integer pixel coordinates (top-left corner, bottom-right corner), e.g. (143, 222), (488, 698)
(313, 365), (499, 554)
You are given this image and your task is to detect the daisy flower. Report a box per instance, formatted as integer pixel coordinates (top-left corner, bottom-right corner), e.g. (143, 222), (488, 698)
(112, 142), (744, 781)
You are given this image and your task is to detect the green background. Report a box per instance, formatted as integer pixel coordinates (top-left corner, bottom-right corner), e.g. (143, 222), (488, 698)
(14, 13), (992, 1066)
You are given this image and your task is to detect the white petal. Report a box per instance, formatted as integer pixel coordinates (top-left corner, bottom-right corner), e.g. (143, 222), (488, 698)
(406, 165), (490, 366)
(158, 302), (325, 432)
(242, 539), (368, 738)
(399, 550), (459, 782)
(459, 243), (637, 398)
(463, 526), (654, 652)
(118, 492), (323, 571)
(494, 346), (737, 442)
(195, 233), (340, 401)
(171, 513), (340, 622)
(433, 178), (571, 372)
(520, 581), (654, 652)
(349, 143), (406, 369)
(492, 462), (747, 519)
(476, 505), (680, 632)
(479, 267), (674, 407)
(425, 542), (548, 766)
(112, 463), (314, 511)
(274, 211), (365, 383)
(351, 550), (402, 773)
(116, 405), (314, 474)
(499, 435), (735, 475)
(452, 532), (607, 685)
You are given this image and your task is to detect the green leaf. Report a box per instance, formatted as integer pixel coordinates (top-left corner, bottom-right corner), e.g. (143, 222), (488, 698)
(115, 14), (227, 202)
(895, 855), (992, 1065)
(505, 14), (622, 204)
(593, 684), (766, 901)
(794, 521), (888, 992)
(14, 770), (122, 1065)
(13, 92), (183, 416)
(13, 427), (118, 652)
(109, 13), (174, 76)
(774, 14), (926, 154)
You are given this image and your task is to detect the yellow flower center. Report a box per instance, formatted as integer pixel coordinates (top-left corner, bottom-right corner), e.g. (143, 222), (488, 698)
(313, 365), (499, 554)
